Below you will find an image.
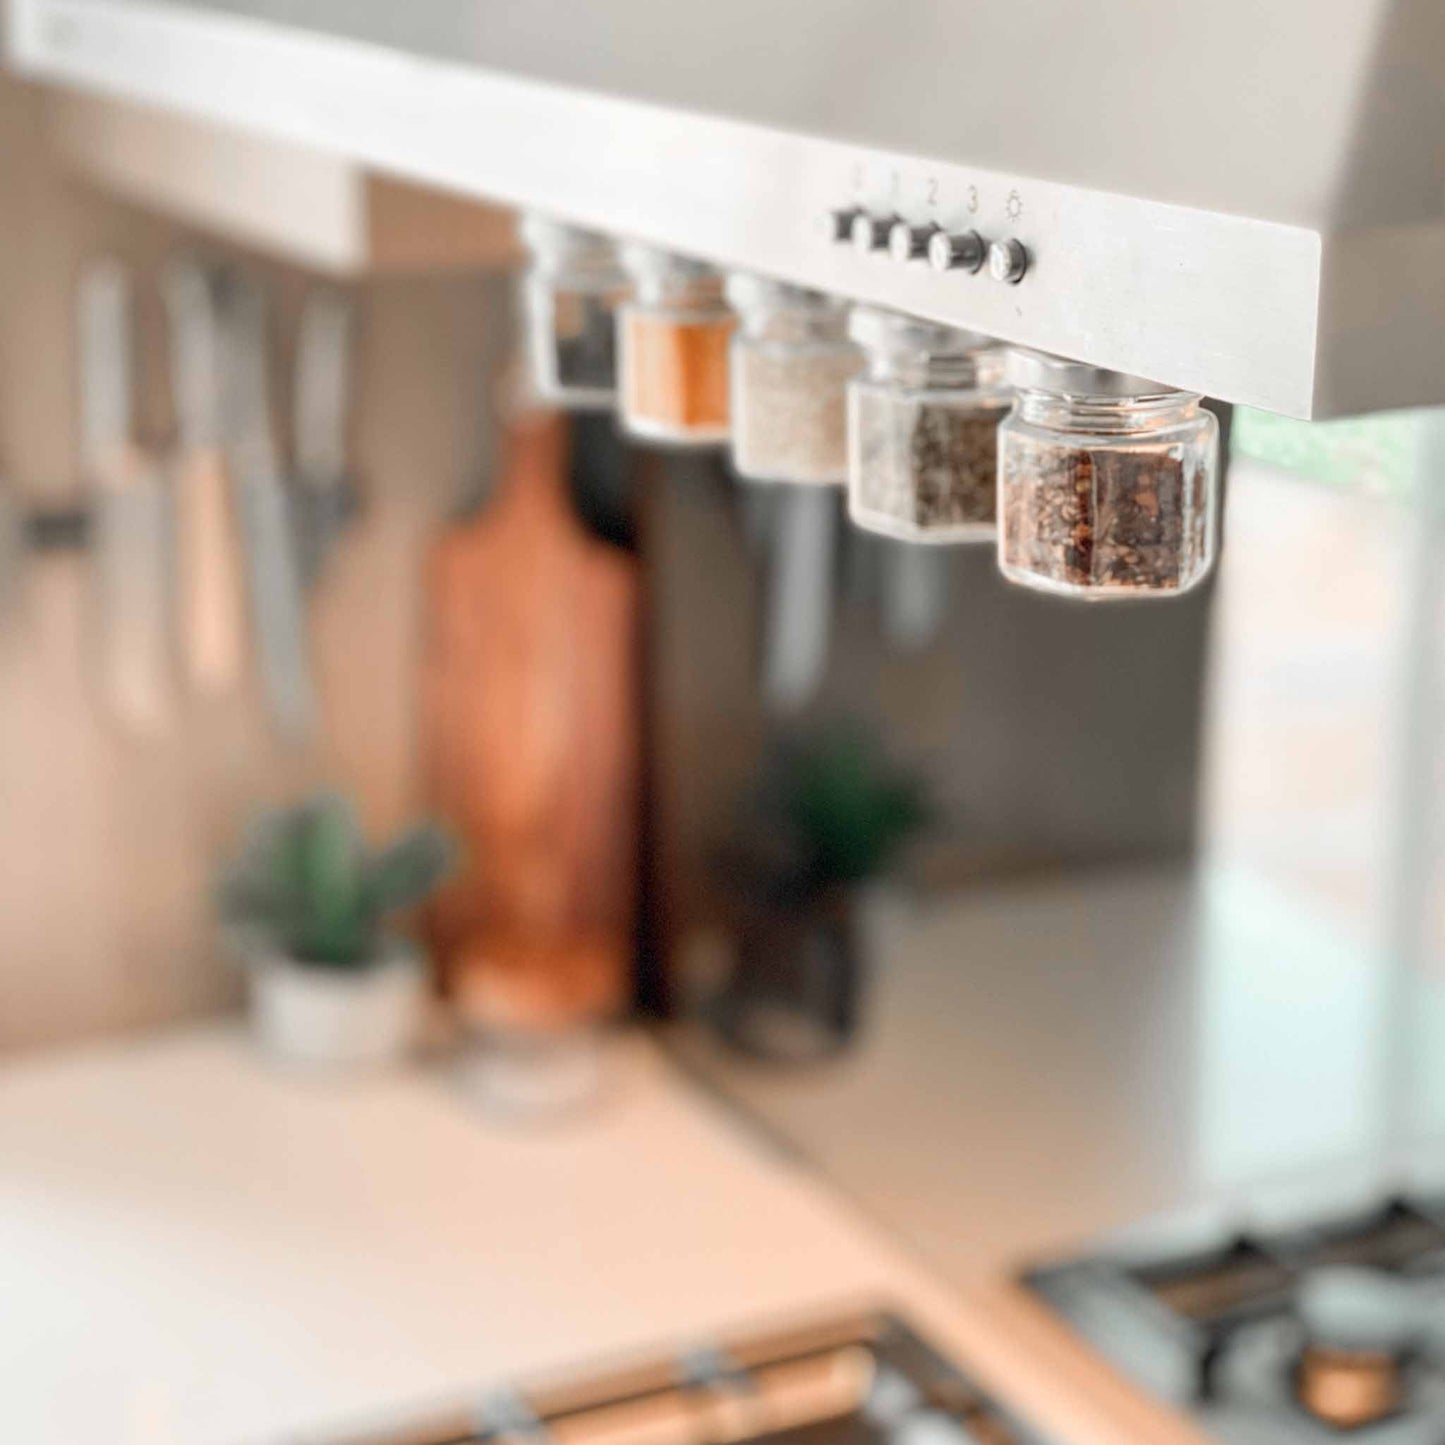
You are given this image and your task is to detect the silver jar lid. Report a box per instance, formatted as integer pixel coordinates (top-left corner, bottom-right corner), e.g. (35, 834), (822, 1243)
(619, 242), (722, 283)
(520, 214), (619, 268)
(1004, 347), (1187, 399)
(847, 305), (996, 358)
(1297, 1267), (1422, 1355)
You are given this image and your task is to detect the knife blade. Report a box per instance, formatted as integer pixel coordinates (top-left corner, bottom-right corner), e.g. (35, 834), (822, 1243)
(762, 485), (836, 713)
(881, 540), (949, 653)
(220, 271), (316, 741)
(80, 256), (174, 736)
(292, 286), (356, 587)
(78, 258), (132, 482)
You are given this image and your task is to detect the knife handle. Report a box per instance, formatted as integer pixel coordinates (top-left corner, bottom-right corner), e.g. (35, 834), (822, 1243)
(92, 446), (175, 737)
(174, 444), (247, 694)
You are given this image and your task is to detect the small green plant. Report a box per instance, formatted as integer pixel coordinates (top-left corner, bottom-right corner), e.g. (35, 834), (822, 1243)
(777, 728), (928, 888)
(219, 792), (457, 968)
(726, 726), (929, 904)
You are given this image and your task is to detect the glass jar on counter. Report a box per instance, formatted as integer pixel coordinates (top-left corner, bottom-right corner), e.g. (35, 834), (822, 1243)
(520, 215), (630, 409)
(617, 245), (734, 445)
(997, 349), (1219, 599)
(724, 275), (860, 484)
(845, 307), (1011, 543)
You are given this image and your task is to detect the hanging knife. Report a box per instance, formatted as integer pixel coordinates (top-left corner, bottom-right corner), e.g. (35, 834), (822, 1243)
(164, 257), (248, 697)
(762, 486), (837, 714)
(220, 271), (316, 741)
(881, 541), (949, 653)
(292, 286), (356, 587)
(81, 257), (173, 736)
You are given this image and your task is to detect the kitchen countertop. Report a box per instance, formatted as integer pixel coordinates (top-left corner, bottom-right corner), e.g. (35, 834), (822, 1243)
(675, 855), (1445, 1288)
(0, 1023), (1208, 1445)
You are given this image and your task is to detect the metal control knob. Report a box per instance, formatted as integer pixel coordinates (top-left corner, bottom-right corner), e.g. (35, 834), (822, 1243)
(825, 207), (863, 243)
(888, 221), (938, 262)
(988, 237), (1029, 284)
(927, 229), (985, 274)
(851, 212), (893, 254)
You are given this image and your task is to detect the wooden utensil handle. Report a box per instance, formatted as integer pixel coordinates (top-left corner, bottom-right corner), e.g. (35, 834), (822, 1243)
(175, 444), (247, 693)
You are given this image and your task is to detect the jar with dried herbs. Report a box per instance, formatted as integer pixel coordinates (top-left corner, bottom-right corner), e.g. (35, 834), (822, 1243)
(997, 349), (1219, 599)
(725, 275), (860, 484)
(520, 215), (630, 410)
(845, 307), (1011, 544)
(617, 245), (734, 445)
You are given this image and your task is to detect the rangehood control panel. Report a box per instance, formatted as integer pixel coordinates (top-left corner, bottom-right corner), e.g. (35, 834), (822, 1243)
(829, 209), (1027, 285)
(792, 146), (1322, 416)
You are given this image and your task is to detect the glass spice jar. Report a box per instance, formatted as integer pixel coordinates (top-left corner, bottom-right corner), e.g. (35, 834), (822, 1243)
(997, 349), (1219, 599)
(845, 307), (1011, 544)
(617, 245), (734, 445)
(519, 214), (630, 410)
(724, 274), (860, 485)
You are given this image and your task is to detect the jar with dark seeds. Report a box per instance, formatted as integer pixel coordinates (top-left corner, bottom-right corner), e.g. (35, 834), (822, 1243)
(845, 307), (1011, 545)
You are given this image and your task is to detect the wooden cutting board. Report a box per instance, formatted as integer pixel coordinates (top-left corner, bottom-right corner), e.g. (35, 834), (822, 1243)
(422, 405), (639, 1033)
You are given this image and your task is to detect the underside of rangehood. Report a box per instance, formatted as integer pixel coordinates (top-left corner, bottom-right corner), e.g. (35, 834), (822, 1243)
(7, 0), (1445, 418)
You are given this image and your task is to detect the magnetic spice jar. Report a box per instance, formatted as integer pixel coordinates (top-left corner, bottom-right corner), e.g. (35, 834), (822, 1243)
(617, 245), (734, 445)
(997, 349), (1219, 599)
(520, 215), (630, 409)
(724, 275), (860, 484)
(845, 307), (1011, 544)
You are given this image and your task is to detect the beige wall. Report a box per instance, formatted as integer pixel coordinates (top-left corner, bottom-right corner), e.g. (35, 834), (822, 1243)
(0, 76), (511, 1052)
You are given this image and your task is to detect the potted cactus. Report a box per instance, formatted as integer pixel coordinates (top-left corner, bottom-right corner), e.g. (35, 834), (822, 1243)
(219, 792), (457, 1068)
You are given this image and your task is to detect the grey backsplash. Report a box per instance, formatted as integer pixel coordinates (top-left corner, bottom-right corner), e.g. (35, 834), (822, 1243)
(647, 451), (1213, 929)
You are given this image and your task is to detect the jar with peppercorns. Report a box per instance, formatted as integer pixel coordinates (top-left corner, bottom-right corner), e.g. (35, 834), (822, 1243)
(997, 349), (1219, 599)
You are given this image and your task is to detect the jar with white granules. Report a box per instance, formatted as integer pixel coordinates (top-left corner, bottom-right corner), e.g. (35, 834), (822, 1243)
(725, 275), (860, 484)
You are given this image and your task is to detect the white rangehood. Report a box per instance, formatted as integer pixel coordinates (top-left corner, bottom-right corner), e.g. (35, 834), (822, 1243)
(9, 0), (1445, 417)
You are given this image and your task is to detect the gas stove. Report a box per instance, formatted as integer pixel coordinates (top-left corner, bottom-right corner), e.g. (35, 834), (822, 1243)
(327, 1312), (1047, 1445)
(1028, 1196), (1445, 1445)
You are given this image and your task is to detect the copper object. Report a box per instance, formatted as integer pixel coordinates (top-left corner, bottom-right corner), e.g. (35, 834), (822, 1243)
(423, 407), (639, 1032)
(331, 1312), (1027, 1445)
(1296, 1341), (1402, 1430)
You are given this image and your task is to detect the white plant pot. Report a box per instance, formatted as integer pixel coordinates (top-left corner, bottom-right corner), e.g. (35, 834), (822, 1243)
(246, 939), (426, 1070)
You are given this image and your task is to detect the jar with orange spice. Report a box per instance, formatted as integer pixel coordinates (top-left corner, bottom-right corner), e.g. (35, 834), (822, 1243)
(618, 245), (734, 445)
